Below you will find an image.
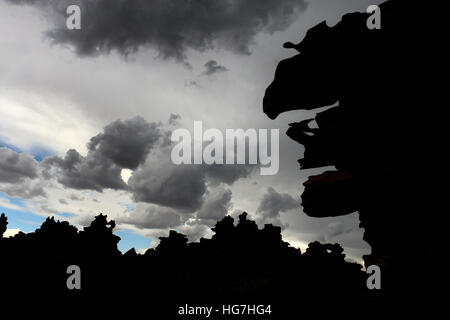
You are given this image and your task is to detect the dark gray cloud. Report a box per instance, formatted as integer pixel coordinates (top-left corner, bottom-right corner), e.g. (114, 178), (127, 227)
(204, 164), (255, 186)
(202, 60), (228, 76)
(118, 204), (182, 230)
(42, 149), (126, 192)
(58, 198), (68, 204)
(0, 148), (45, 200)
(0, 180), (47, 199)
(129, 160), (207, 212)
(37, 114), (252, 213)
(197, 187), (232, 221)
(117, 187), (232, 238)
(257, 187), (298, 223)
(6, 0), (307, 63)
(88, 116), (161, 169)
(0, 148), (39, 183)
(128, 147), (253, 213)
(42, 116), (163, 192)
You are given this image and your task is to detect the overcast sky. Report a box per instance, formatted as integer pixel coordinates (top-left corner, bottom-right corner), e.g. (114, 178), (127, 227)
(0, 0), (384, 261)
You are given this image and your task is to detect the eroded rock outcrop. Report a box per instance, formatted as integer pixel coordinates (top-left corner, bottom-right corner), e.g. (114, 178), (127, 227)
(264, 0), (448, 297)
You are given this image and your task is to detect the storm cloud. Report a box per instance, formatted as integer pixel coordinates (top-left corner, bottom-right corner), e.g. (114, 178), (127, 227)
(87, 117), (162, 170)
(42, 148), (126, 192)
(0, 148), (39, 183)
(204, 164), (255, 186)
(115, 186), (232, 237)
(42, 116), (164, 192)
(197, 187), (232, 222)
(38, 115), (253, 218)
(128, 146), (254, 213)
(128, 159), (207, 212)
(0, 147), (46, 199)
(256, 187), (298, 224)
(6, 0), (307, 63)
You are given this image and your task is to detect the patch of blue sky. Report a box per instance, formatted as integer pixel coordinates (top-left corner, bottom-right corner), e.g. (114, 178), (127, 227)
(0, 140), (21, 153)
(0, 139), (54, 162)
(0, 193), (46, 232)
(58, 212), (77, 218)
(1, 192), (26, 207)
(28, 145), (54, 162)
(115, 229), (153, 254)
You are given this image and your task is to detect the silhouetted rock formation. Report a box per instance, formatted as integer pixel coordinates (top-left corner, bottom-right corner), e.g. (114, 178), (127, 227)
(0, 212), (369, 316)
(0, 213), (7, 238)
(263, 0), (448, 300)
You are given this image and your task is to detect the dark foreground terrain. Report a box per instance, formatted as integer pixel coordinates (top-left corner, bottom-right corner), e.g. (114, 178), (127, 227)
(1, 212), (374, 317)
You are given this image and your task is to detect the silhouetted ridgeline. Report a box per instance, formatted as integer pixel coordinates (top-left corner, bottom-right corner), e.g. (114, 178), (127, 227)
(0, 212), (370, 316)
